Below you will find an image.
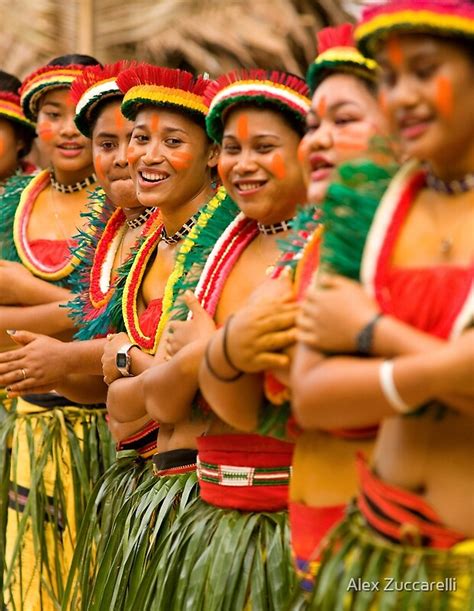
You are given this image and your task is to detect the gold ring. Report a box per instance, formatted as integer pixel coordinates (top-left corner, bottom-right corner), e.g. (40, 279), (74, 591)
(20, 368), (27, 381)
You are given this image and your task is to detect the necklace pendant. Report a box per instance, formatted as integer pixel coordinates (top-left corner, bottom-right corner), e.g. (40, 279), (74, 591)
(440, 238), (453, 257)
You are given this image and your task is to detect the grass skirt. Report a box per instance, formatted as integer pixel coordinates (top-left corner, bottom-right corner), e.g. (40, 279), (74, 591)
(64, 453), (198, 610)
(132, 495), (297, 611)
(308, 506), (474, 611)
(3, 395), (113, 610)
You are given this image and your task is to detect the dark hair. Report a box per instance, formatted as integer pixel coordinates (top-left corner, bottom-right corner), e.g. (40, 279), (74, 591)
(0, 70), (35, 157)
(47, 54), (101, 68)
(0, 70), (21, 94)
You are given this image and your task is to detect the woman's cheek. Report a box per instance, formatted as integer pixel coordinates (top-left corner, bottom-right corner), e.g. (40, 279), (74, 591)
(169, 151), (193, 171)
(126, 144), (141, 167)
(270, 152), (286, 180)
(37, 121), (55, 143)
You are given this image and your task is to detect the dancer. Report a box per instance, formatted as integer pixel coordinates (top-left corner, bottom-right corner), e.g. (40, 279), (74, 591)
(293, 2), (474, 608)
(133, 69), (310, 611)
(66, 64), (236, 610)
(0, 54), (113, 611)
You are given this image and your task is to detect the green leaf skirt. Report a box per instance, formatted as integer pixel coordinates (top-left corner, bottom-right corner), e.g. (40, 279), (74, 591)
(3, 395), (114, 610)
(309, 506), (474, 611)
(131, 495), (297, 611)
(63, 453), (199, 610)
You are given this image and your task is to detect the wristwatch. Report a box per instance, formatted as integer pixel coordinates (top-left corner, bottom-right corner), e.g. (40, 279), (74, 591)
(116, 343), (138, 377)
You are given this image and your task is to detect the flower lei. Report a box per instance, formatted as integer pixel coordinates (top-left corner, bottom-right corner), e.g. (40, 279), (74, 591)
(12, 169), (91, 281)
(68, 191), (161, 341)
(193, 212), (259, 316)
(89, 208), (128, 308)
(123, 186), (236, 354)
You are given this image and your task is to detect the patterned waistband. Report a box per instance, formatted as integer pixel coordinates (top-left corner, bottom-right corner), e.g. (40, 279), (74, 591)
(152, 448), (197, 477)
(197, 457), (291, 487)
(196, 434), (293, 511)
(357, 453), (466, 549)
(116, 420), (160, 459)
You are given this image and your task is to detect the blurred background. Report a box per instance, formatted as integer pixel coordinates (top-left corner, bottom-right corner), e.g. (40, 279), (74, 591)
(0, 0), (358, 78)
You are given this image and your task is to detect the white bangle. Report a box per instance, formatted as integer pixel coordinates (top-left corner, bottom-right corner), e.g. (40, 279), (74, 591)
(379, 360), (412, 414)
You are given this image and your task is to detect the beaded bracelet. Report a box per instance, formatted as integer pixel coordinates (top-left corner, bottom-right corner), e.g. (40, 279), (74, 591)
(356, 312), (383, 355)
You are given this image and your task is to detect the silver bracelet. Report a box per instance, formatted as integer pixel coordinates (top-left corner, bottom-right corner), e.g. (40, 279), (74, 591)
(379, 360), (412, 414)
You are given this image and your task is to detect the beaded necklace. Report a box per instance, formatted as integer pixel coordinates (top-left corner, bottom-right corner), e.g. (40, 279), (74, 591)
(123, 187), (232, 354)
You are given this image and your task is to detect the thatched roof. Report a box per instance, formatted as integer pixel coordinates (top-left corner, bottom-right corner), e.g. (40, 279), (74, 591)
(1, 0), (351, 78)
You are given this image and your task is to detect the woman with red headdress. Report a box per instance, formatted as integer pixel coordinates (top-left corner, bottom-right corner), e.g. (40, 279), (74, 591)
(293, 1), (474, 608)
(0, 54), (114, 611)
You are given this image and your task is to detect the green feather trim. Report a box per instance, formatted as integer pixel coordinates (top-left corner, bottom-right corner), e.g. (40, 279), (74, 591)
(171, 193), (240, 321)
(311, 506), (474, 610)
(0, 174), (33, 261)
(320, 159), (398, 280)
(274, 203), (320, 276)
(131, 496), (297, 611)
(0, 173), (96, 291)
(67, 189), (125, 340)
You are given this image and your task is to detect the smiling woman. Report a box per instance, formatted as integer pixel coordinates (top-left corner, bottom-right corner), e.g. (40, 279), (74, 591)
(0, 54), (121, 611)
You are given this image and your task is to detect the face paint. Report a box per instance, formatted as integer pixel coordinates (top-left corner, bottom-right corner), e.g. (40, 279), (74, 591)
(0, 136), (4, 157)
(94, 153), (105, 181)
(317, 96), (327, 119)
(297, 140), (306, 164)
(271, 152), (286, 179)
(236, 114), (249, 140)
(114, 105), (125, 129)
(387, 37), (403, 68)
(170, 150), (193, 170)
(435, 75), (453, 119)
(37, 122), (54, 142)
(150, 113), (160, 134)
(127, 145), (139, 166)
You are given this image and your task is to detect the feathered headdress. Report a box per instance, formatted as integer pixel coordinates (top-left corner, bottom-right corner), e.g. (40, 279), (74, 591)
(356, 0), (474, 57)
(71, 61), (134, 136)
(307, 23), (378, 94)
(117, 64), (211, 122)
(20, 64), (88, 122)
(205, 69), (311, 143)
(0, 90), (35, 131)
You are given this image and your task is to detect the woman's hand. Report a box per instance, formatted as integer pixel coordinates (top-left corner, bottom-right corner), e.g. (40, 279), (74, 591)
(296, 274), (380, 353)
(102, 331), (132, 385)
(0, 330), (68, 394)
(0, 261), (34, 304)
(165, 291), (216, 358)
(226, 288), (298, 373)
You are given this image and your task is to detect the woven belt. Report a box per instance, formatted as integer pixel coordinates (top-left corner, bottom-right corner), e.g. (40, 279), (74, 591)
(152, 448), (197, 477)
(197, 457), (291, 487)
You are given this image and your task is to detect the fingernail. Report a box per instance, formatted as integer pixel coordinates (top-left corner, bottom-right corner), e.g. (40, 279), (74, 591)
(6, 329), (16, 335)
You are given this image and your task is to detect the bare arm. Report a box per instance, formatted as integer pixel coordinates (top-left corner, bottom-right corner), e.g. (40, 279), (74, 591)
(199, 328), (264, 431)
(291, 335), (474, 431)
(55, 374), (108, 404)
(143, 339), (209, 424)
(0, 301), (74, 348)
(106, 375), (148, 423)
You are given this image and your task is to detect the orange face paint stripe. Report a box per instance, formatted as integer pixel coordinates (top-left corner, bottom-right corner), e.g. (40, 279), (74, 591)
(435, 75), (453, 119)
(271, 152), (286, 180)
(236, 114), (249, 140)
